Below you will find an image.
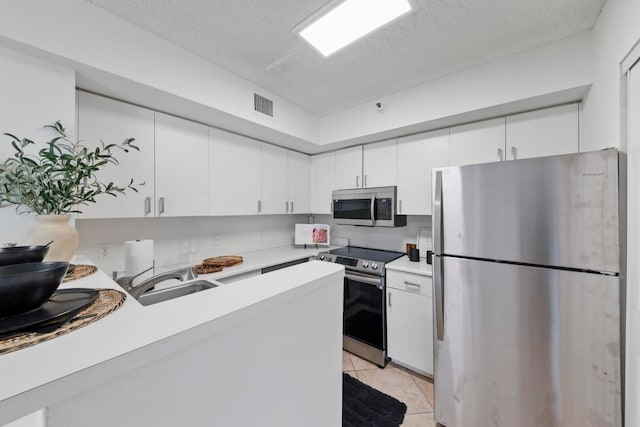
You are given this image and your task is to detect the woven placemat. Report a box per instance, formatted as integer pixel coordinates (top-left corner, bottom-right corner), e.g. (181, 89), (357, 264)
(62, 264), (98, 283)
(0, 288), (126, 355)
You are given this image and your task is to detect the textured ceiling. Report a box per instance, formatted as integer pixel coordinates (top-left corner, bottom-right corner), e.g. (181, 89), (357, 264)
(83, 0), (606, 117)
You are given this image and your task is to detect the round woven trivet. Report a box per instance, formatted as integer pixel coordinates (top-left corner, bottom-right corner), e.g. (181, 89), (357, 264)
(62, 264), (98, 283)
(0, 288), (126, 355)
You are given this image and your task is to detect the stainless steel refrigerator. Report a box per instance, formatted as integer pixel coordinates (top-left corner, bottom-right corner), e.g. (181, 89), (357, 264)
(432, 149), (624, 427)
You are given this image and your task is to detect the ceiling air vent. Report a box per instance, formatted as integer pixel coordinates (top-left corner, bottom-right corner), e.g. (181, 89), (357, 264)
(254, 93), (274, 117)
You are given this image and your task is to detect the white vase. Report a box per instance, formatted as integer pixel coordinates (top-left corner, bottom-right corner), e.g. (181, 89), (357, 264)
(27, 214), (79, 262)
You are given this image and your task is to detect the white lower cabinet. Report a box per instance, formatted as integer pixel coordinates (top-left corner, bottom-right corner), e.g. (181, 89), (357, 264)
(386, 270), (433, 376)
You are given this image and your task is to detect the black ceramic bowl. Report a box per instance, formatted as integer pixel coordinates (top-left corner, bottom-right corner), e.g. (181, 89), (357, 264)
(0, 262), (69, 316)
(0, 245), (51, 267)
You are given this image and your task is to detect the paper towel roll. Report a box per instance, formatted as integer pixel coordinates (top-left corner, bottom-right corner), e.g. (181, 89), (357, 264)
(125, 239), (154, 285)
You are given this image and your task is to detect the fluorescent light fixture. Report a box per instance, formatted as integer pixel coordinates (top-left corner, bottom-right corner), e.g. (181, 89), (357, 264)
(298, 0), (412, 57)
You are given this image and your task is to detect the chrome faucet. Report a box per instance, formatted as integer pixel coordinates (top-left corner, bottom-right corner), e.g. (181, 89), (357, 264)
(115, 265), (198, 299)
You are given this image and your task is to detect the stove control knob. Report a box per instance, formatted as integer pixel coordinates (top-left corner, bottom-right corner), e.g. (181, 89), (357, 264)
(326, 256), (332, 261)
(319, 255), (325, 260)
(362, 261), (369, 268)
(371, 263), (379, 271)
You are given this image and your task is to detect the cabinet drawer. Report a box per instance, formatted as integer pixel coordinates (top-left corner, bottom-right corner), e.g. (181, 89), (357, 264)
(386, 270), (432, 296)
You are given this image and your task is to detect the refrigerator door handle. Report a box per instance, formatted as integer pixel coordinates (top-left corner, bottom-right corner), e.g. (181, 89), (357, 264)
(434, 255), (444, 341)
(433, 170), (443, 254)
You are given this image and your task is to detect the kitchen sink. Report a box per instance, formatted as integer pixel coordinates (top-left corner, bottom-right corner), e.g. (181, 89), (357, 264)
(137, 279), (218, 306)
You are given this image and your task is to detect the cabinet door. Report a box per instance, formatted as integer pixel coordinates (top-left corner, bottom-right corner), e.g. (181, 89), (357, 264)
(397, 129), (449, 215)
(506, 103), (579, 160)
(155, 112), (209, 217)
(363, 139), (396, 187)
(335, 146), (363, 189)
(77, 92), (155, 219)
(288, 151), (310, 214)
(449, 117), (506, 166)
(208, 127), (260, 215)
(260, 144), (288, 214)
(386, 287), (433, 376)
(310, 152), (336, 214)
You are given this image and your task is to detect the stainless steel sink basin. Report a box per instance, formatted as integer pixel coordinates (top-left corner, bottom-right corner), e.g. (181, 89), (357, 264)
(137, 279), (218, 306)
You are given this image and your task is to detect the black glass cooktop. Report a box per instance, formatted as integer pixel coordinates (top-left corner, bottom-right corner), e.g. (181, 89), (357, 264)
(326, 246), (404, 263)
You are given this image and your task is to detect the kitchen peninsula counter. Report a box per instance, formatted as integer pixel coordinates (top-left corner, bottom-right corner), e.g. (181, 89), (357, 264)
(0, 255), (344, 427)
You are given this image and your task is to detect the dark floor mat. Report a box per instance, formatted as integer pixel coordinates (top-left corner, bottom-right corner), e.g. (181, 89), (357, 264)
(343, 372), (407, 427)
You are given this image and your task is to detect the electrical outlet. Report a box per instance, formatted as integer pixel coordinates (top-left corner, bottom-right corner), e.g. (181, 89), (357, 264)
(98, 243), (112, 260)
(213, 235), (222, 247)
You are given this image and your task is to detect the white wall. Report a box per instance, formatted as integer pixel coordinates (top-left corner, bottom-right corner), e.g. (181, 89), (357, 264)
(582, 0), (640, 151)
(76, 214), (309, 275)
(319, 32), (593, 147)
(0, 45), (75, 243)
(0, 0), (319, 151)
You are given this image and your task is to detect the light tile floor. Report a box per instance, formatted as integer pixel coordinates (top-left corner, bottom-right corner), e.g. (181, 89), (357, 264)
(343, 350), (437, 427)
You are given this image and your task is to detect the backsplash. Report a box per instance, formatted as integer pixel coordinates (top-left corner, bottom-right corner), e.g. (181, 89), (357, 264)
(76, 214), (308, 275)
(312, 214), (432, 255)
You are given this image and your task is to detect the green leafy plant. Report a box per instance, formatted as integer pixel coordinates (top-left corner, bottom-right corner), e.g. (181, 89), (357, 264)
(0, 121), (142, 214)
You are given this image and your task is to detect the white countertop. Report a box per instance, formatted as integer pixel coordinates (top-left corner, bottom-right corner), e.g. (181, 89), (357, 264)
(386, 255), (433, 276)
(0, 247), (344, 423)
(194, 245), (339, 280)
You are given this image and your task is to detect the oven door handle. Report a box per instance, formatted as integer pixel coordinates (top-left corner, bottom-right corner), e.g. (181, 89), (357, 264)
(345, 272), (382, 287)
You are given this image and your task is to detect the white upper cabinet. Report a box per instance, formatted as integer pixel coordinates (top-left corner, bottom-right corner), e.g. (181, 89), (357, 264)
(208, 127), (261, 216)
(449, 117), (506, 166)
(506, 103), (579, 160)
(363, 139), (397, 187)
(310, 152), (336, 214)
(397, 129), (449, 215)
(288, 151), (310, 214)
(335, 146), (363, 189)
(155, 112), (209, 217)
(449, 104), (580, 167)
(77, 92), (155, 219)
(260, 144), (289, 214)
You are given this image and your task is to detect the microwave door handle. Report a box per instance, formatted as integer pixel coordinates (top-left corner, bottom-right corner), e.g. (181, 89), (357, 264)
(370, 196), (376, 226)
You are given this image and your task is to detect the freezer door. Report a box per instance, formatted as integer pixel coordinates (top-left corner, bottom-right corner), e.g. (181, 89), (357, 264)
(433, 256), (621, 427)
(435, 149), (620, 273)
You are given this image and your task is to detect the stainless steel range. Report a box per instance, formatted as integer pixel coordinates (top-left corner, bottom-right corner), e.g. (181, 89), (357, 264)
(317, 246), (405, 367)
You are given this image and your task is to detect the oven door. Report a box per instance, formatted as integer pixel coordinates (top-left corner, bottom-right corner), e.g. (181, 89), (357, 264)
(343, 271), (385, 350)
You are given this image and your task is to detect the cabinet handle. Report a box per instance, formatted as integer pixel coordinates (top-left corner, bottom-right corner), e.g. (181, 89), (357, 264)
(290, 201), (294, 213)
(285, 201), (289, 213)
(511, 146), (517, 160)
(399, 199), (403, 213)
(404, 281), (422, 290)
(388, 291), (392, 307)
(497, 148), (503, 161)
(144, 197), (151, 215)
(258, 200), (262, 213)
(364, 174), (368, 187)
(356, 175), (360, 187)
(158, 197), (165, 214)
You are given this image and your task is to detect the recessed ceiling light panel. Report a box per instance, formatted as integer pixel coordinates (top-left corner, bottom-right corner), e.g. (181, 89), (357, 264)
(298, 0), (413, 57)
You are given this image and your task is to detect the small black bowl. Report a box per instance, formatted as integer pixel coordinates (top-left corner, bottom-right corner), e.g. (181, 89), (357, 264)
(0, 245), (51, 267)
(0, 262), (69, 316)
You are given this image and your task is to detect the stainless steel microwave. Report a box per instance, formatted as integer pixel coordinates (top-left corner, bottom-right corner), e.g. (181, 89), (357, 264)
(332, 186), (407, 227)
